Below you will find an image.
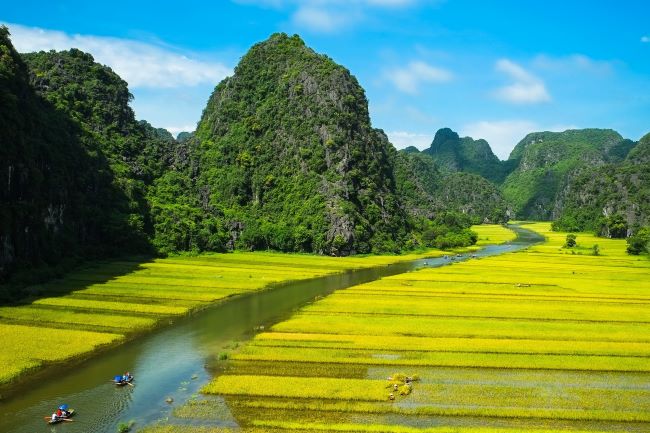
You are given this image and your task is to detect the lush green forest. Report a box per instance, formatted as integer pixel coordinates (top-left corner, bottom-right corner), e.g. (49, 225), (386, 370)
(394, 149), (510, 223)
(0, 30), (483, 295)
(502, 129), (636, 220)
(1, 28), (155, 295)
(552, 133), (650, 235)
(2, 26), (648, 294)
(423, 126), (649, 242)
(185, 33), (411, 255)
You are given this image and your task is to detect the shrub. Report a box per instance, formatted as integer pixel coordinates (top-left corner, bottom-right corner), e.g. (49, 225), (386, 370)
(627, 227), (650, 255)
(564, 234), (577, 248)
(117, 421), (134, 433)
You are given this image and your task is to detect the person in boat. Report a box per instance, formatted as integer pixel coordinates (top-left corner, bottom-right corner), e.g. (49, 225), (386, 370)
(58, 404), (70, 417)
(51, 412), (58, 422)
(123, 372), (132, 382)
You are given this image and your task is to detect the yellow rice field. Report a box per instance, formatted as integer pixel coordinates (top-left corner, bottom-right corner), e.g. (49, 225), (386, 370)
(3, 227), (495, 385)
(138, 425), (625, 433)
(197, 223), (650, 433)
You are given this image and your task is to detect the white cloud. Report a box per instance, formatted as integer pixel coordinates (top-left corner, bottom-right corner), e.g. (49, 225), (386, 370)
(386, 61), (453, 94)
(365, 0), (418, 6)
(461, 120), (576, 160)
(164, 125), (196, 136)
(4, 23), (231, 89)
(293, 6), (357, 32)
(494, 59), (551, 104)
(642, 36), (650, 43)
(532, 54), (613, 76)
(236, 0), (420, 32)
(237, 0), (418, 7)
(386, 131), (433, 150)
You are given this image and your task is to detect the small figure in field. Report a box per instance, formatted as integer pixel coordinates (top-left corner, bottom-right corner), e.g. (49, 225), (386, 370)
(388, 393), (395, 401)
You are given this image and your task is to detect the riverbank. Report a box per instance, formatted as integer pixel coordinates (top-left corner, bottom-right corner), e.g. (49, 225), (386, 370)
(0, 225), (514, 391)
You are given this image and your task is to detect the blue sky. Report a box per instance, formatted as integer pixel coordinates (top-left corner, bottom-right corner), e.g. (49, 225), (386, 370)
(3, 0), (649, 158)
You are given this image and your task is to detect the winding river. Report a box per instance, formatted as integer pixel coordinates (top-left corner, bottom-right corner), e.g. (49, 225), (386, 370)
(0, 226), (542, 433)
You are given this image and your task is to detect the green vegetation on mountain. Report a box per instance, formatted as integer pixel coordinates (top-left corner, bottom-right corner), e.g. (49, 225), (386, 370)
(1, 28), (151, 293)
(423, 128), (513, 183)
(502, 129), (634, 220)
(2, 28), (501, 291)
(176, 131), (193, 142)
(394, 150), (509, 223)
(552, 133), (650, 236)
(184, 33), (410, 255)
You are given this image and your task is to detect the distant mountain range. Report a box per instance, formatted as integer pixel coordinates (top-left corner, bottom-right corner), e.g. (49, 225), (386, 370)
(1, 26), (648, 286)
(416, 127), (647, 232)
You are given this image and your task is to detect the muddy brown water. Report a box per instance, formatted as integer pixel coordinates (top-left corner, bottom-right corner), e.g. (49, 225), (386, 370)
(0, 226), (543, 433)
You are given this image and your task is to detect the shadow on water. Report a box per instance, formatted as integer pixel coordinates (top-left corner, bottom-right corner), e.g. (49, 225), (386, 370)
(0, 225), (541, 433)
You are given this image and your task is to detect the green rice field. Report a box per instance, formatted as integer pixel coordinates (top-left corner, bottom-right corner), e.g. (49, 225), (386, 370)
(190, 222), (650, 433)
(2, 226), (498, 385)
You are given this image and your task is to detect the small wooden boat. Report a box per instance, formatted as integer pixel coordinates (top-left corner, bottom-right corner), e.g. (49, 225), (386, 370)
(113, 375), (134, 386)
(45, 409), (75, 424)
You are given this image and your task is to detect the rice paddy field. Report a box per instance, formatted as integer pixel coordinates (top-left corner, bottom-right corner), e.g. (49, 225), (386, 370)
(179, 222), (650, 433)
(2, 227), (499, 387)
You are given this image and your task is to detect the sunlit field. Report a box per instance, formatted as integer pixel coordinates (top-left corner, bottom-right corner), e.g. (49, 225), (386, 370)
(473, 224), (517, 246)
(193, 223), (650, 433)
(1, 228), (487, 385)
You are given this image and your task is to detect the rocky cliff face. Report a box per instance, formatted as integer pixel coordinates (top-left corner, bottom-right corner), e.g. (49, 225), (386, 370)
(193, 33), (409, 254)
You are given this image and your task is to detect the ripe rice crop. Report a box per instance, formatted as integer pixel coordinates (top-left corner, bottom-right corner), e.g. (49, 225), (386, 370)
(203, 375), (388, 401)
(0, 306), (158, 330)
(0, 323), (121, 384)
(2, 230), (471, 385)
(473, 224), (517, 246)
(252, 332), (650, 357)
(254, 420), (631, 433)
(197, 223), (650, 431)
(33, 297), (191, 315)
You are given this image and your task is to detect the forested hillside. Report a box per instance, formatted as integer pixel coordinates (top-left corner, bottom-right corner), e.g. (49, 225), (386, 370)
(394, 150), (509, 223)
(501, 129), (635, 220)
(4, 28), (499, 286)
(553, 133), (650, 234)
(417, 126), (648, 231)
(6, 22), (644, 291)
(1, 28), (145, 288)
(188, 33), (410, 255)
